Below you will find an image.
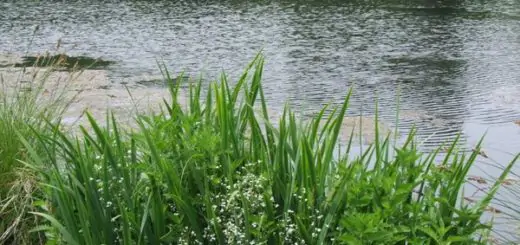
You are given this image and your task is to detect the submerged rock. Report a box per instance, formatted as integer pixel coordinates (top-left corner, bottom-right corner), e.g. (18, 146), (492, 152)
(6, 54), (115, 70)
(337, 116), (393, 145)
(135, 74), (194, 88)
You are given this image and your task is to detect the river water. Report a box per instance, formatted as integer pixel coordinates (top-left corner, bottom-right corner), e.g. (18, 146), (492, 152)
(1, 0), (520, 240)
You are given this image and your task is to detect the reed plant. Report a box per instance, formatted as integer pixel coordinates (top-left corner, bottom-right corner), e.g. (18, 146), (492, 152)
(0, 56), (79, 244)
(479, 157), (520, 243)
(19, 54), (518, 244)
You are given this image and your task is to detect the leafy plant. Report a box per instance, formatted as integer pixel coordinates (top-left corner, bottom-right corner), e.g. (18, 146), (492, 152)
(18, 54), (518, 244)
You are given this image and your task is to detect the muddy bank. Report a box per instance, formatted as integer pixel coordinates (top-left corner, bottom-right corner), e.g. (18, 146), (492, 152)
(1, 54), (395, 144)
(0, 66), (186, 133)
(0, 53), (22, 67)
(1, 66), (395, 145)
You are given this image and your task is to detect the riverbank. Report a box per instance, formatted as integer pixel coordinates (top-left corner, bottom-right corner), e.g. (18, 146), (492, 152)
(0, 53), (395, 142)
(1, 55), (517, 244)
(0, 65), (180, 129)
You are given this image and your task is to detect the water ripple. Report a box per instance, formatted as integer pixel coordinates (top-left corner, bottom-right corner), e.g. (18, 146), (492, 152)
(1, 0), (519, 153)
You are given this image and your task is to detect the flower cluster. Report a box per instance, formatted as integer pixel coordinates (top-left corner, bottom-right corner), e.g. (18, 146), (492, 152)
(202, 161), (270, 244)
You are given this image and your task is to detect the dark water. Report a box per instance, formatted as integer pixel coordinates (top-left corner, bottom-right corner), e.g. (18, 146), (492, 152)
(2, 0), (520, 237)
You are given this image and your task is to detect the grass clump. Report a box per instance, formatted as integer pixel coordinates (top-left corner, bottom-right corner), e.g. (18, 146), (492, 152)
(16, 54), (519, 244)
(0, 59), (78, 244)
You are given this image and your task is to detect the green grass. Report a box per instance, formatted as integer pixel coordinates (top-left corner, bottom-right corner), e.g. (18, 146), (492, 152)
(0, 59), (78, 244)
(12, 54), (518, 244)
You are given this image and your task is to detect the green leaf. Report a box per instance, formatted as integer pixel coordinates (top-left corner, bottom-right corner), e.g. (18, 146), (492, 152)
(30, 212), (80, 245)
(417, 226), (440, 243)
(446, 235), (472, 242)
(339, 234), (362, 245)
(365, 231), (393, 242)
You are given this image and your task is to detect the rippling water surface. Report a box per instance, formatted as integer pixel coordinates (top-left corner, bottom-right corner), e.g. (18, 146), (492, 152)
(2, 0), (520, 149)
(2, 0), (520, 240)
(2, 1), (519, 146)
(0, 4), (520, 157)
